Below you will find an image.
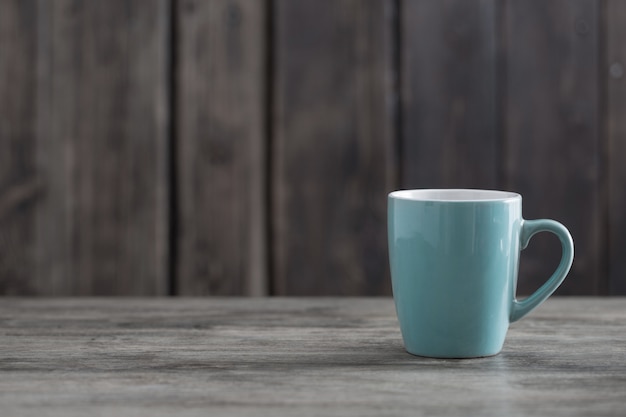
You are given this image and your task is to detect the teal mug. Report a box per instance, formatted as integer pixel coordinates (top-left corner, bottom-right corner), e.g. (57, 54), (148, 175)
(388, 189), (574, 358)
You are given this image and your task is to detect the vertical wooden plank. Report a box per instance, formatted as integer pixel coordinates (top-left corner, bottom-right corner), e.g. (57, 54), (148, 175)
(177, 0), (267, 295)
(273, 0), (396, 295)
(503, 0), (600, 295)
(401, 0), (497, 189)
(0, 0), (39, 294)
(33, 0), (170, 295)
(607, 0), (626, 294)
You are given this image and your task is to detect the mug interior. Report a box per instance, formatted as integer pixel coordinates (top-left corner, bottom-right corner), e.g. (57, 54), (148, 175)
(389, 189), (520, 202)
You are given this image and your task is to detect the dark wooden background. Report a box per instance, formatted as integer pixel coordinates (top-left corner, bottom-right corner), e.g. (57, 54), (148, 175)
(0, 0), (624, 296)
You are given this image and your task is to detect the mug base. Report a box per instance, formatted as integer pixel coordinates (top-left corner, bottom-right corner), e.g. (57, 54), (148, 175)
(404, 347), (502, 359)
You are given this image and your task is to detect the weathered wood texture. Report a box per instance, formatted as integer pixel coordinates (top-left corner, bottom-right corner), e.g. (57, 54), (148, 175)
(0, 298), (625, 416)
(273, 0), (396, 295)
(0, 0), (170, 295)
(502, 0), (601, 295)
(401, 0), (497, 189)
(176, 0), (267, 295)
(1, 0), (623, 296)
(0, 0), (39, 295)
(607, 0), (626, 295)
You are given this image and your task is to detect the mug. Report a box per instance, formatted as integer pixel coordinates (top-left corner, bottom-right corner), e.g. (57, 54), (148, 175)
(388, 189), (574, 358)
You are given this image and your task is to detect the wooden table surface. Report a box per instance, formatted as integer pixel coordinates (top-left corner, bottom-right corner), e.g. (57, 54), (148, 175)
(0, 297), (625, 416)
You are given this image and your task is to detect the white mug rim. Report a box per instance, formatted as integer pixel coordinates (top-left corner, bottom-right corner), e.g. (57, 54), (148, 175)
(389, 189), (521, 202)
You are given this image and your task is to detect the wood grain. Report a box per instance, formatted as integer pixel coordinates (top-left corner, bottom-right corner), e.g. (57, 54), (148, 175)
(401, 0), (497, 189)
(4, 0), (171, 295)
(273, 0), (396, 295)
(0, 0), (39, 295)
(607, 0), (626, 295)
(176, 0), (267, 295)
(503, 0), (601, 295)
(0, 297), (625, 416)
(2, 1), (622, 297)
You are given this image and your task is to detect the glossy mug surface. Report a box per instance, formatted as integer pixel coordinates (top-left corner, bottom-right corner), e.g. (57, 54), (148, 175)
(388, 189), (574, 358)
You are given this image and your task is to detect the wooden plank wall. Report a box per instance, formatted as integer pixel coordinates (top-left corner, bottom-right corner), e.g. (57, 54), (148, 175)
(0, 0), (623, 296)
(607, 0), (626, 295)
(0, 0), (39, 295)
(0, 0), (169, 295)
(176, 0), (267, 296)
(273, 0), (395, 295)
(503, 0), (602, 295)
(401, 0), (497, 190)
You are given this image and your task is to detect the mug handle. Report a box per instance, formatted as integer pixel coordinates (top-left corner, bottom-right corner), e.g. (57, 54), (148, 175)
(510, 219), (574, 323)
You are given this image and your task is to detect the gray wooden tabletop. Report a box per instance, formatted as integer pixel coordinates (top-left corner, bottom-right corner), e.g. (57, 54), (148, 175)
(0, 297), (625, 416)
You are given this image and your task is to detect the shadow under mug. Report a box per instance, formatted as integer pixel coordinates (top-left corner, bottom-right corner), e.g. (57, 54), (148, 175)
(388, 189), (574, 358)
